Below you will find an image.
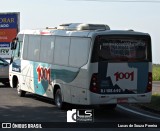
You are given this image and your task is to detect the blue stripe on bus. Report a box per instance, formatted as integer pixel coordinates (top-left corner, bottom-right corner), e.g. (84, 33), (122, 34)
(128, 62), (148, 93)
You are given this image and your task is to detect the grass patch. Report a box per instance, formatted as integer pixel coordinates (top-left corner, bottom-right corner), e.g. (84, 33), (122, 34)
(153, 64), (160, 81)
(140, 94), (160, 112)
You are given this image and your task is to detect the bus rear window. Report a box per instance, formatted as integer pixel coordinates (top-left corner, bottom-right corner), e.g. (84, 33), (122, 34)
(91, 35), (151, 62)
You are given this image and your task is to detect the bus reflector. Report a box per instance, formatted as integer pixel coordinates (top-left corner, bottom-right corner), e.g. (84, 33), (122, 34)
(147, 72), (152, 92)
(90, 73), (99, 93)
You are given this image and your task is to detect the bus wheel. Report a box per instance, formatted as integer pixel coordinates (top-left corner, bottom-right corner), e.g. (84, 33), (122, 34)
(16, 81), (26, 97)
(55, 89), (65, 110)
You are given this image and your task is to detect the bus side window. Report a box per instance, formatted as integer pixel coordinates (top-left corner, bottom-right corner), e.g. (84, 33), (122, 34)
(23, 35), (29, 60)
(53, 37), (70, 66)
(69, 38), (91, 67)
(27, 35), (41, 62)
(40, 36), (55, 64)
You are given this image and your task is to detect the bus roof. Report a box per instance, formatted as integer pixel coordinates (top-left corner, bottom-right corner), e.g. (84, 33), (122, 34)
(18, 23), (149, 37)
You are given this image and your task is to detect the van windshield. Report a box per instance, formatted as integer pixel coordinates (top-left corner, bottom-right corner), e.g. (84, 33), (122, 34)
(91, 35), (151, 62)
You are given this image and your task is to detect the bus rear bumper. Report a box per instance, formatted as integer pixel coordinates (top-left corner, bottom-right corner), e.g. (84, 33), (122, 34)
(88, 92), (152, 105)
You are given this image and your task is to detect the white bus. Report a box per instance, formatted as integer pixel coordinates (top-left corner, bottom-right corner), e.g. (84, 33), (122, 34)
(9, 23), (152, 109)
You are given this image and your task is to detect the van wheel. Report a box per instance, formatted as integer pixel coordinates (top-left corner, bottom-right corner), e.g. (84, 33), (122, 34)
(16, 81), (26, 97)
(55, 89), (65, 110)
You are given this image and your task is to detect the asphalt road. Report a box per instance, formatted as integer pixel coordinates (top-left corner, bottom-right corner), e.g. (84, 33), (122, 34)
(0, 82), (160, 130)
(152, 81), (160, 94)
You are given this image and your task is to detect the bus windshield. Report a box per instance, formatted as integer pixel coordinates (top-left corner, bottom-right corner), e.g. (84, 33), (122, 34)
(92, 35), (151, 62)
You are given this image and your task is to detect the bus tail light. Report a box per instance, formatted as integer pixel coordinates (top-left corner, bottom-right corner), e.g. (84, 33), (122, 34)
(147, 72), (152, 92)
(90, 73), (99, 93)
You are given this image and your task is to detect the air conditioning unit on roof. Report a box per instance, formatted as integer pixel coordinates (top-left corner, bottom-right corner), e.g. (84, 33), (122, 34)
(57, 23), (110, 31)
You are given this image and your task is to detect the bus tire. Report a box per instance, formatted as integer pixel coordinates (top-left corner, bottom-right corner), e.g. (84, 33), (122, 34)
(16, 81), (26, 97)
(54, 88), (66, 110)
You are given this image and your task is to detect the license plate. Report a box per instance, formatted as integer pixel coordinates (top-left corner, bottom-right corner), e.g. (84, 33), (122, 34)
(117, 98), (128, 103)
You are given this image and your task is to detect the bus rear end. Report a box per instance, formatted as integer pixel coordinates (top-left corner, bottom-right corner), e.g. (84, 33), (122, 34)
(89, 32), (152, 105)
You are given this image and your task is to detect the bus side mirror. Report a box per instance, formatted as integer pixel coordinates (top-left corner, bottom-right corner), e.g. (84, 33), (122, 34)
(10, 57), (13, 64)
(11, 38), (17, 50)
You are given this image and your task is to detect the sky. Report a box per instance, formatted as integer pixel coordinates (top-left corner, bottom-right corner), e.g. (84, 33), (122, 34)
(1, 0), (160, 63)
